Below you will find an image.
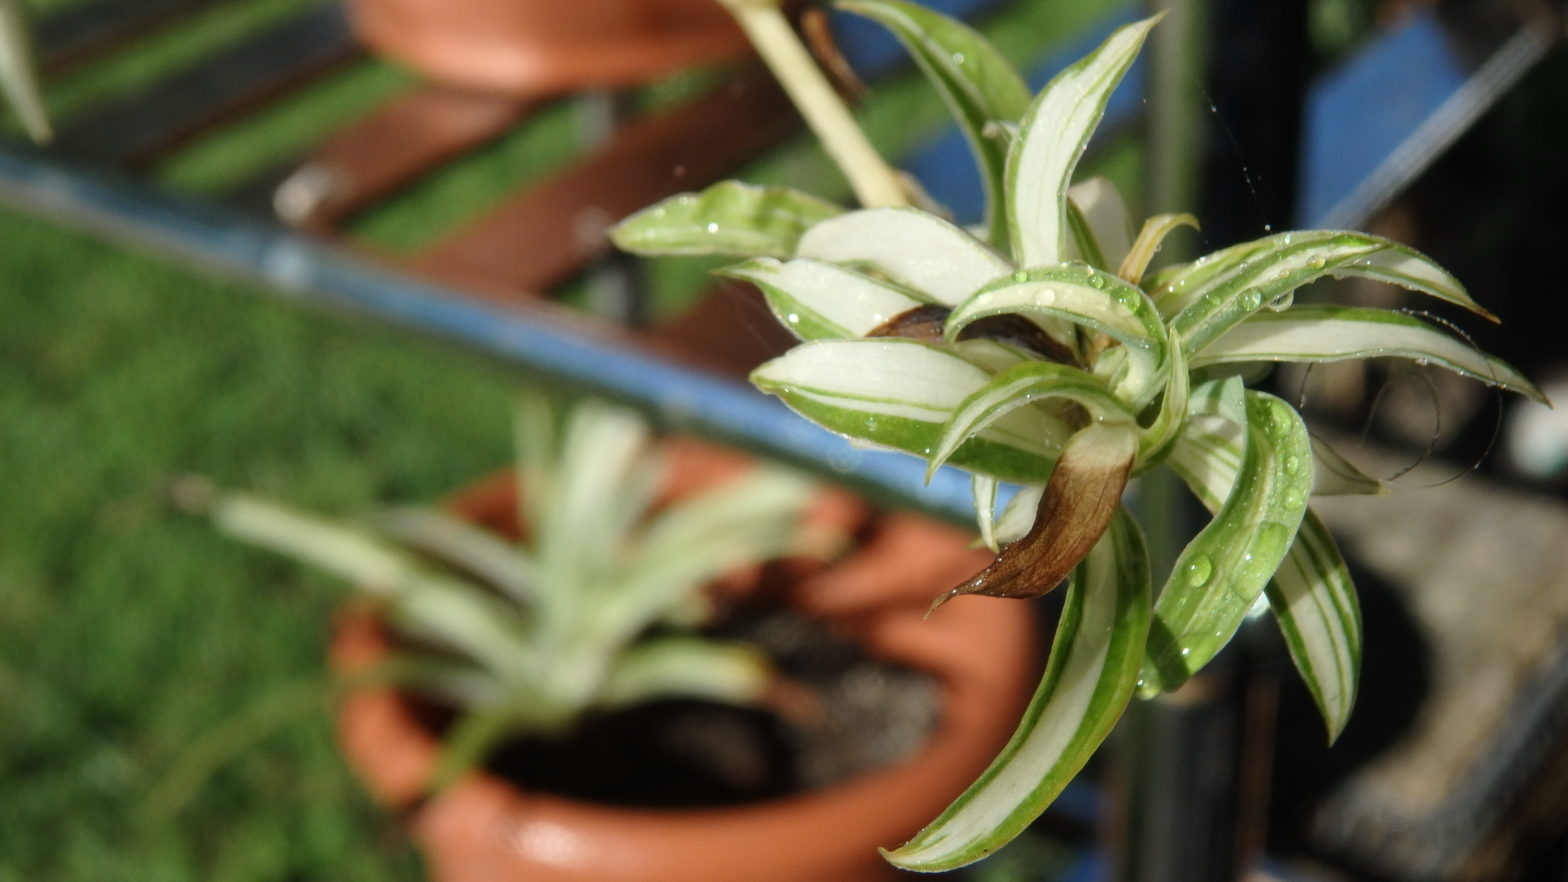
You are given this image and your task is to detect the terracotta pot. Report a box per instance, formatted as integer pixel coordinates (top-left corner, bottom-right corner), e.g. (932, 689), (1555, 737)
(330, 439), (1039, 882)
(343, 0), (751, 94)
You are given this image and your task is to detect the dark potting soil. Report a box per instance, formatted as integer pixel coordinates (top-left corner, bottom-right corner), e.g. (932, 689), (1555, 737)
(415, 600), (940, 810)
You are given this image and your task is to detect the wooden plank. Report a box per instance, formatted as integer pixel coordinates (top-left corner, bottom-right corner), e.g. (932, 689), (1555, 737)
(411, 66), (798, 299)
(52, 4), (359, 168)
(265, 85), (544, 230)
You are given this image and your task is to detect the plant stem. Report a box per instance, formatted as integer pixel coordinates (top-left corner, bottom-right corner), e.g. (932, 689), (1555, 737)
(719, 0), (908, 208)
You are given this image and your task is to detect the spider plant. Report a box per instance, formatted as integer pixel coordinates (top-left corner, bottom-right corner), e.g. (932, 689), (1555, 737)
(613, 0), (1546, 870)
(189, 391), (819, 786)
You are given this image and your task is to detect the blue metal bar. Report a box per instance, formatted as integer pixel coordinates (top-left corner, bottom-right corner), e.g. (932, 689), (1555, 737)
(0, 144), (977, 524)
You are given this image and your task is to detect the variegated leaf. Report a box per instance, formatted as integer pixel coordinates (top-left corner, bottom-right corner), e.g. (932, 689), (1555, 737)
(972, 474), (1002, 552)
(1007, 16), (1158, 267)
(610, 181), (843, 257)
(720, 257), (926, 341)
(1193, 305), (1546, 403)
(796, 207), (1012, 305)
(926, 360), (1134, 478)
(1119, 212), (1199, 285)
(841, 0), (1029, 245)
(1166, 389), (1361, 739)
(1065, 177), (1135, 269)
(884, 508), (1150, 871)
(751, 339), (1068, 483)
(600, 636), (771, 710)
(947, 265), (1170, 406)
(1140, 385), (1312, 694)
(1268, 512), (1361, 740)
(1169, 232), (1385, 354)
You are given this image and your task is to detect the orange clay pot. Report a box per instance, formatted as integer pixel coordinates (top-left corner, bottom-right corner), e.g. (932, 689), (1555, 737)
(330, 438), (1039, 882)
(342, 0), (750, 94)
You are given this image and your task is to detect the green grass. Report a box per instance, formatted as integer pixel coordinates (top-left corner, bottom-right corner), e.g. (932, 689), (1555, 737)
(0, 201), (516, 880)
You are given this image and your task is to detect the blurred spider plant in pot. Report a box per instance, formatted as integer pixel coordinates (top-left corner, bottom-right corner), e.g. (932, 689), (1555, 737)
(613, 0), (1548, 871)
(188, 390), (823, 787)
(0, 0), (50, 143)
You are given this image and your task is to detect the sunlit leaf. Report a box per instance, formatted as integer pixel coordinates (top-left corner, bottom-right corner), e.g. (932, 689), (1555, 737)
(1140, 385), (1312, 694)
(1194, 305), (1546, 403)
(947, 265), (1169, 406)
(972, 474), (1002, 552)
(1065, 177), (1134, 270)
(1169, 232), (1385, 354)
(1268, 513), (1361, 740)
(611, 181), (843, 257)
(841, 0), (1030, 245)
(796, 207), (1011, 305)
(720, 257), (925, 341)
(751, 339), (1067, 483)
(885, 508), (1150, 871)
(926, 360), (1133, 479)
(1165, 395), (1361, 739)
(1119, 212), (1199, 285)
(1007, 16), (1158, 267)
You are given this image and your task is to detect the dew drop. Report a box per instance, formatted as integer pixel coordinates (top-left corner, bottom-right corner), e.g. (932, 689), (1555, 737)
(1281, 233), (1293, 245)
(1088, 273), (1107, 289)
(705, 222), (719, 233)
(1180, 647), (1191, 657)
(951, 51), (966, 64)
(1283, 488), (1306, 509)
(1263, 223), (1273, 232)
(1185, 555), (1214, 586)
(786, 313), (800, 325)
(1012, 270), (1030, 283)
(1308, 257), (1326, 270)
(1240, 290), (1262, 310)
(1282, 454), (1302, 475)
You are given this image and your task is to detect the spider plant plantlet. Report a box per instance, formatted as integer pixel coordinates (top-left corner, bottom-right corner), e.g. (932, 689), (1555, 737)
(612, 0), (1547, 870)
(190, 392), (822, 789)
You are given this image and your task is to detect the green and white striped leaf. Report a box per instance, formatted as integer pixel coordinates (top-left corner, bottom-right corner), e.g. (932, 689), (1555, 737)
(972, 474), (1003, 552)
(994, 484), (1044, 545)
(841, 0), (1029, 245)
(1194, 305), (1546, 403)
(1119, 212), (1199, 285)
(206, 491), (530, 680)
(1065, 177), (1134, 269)
(1169, 231), (1386, 354)
(796, 207), (1012, 305)
(751, 339), (1067, 483)
(1140, 385), (1312, 694)
(601, 469), (815, 649)
(719, 257), (925, 341)
(1338, 240), (1494, 321)
(1006, 16), (1158, 268)
(1268, 512), (1361, 740)
(610, 181), (843, 258)
(1166, 392), (1361, 739)
(373, 507), (536, 603)
(884, 508), (1150, 871)
(0, 0), (50, 143)
(600, 636), (771, 710)
(948, 265), (1170, 406)
(1135, 327), (1188, 466)
(926, 360), (1134, 479)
